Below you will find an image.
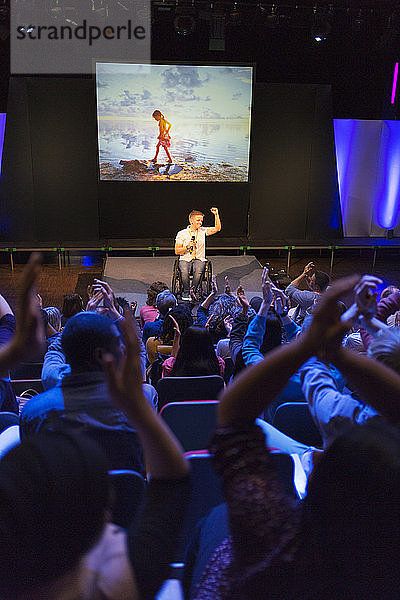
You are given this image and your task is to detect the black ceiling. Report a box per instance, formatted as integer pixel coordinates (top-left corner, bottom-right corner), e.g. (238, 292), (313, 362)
(0, 0), (399, 117)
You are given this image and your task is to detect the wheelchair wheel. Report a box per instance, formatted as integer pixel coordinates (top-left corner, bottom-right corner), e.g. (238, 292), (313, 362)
(171, 258), (182, 296)
(205, 260), (213, 294)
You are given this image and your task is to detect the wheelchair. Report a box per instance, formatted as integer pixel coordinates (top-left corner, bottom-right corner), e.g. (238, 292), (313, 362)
(171, 257), (213, 300)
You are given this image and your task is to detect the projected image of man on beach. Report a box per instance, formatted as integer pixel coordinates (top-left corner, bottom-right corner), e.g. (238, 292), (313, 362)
(96, 63), (253, 182)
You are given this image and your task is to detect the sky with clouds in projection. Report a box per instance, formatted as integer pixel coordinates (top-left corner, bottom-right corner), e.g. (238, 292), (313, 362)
(96, 63), (253, 121)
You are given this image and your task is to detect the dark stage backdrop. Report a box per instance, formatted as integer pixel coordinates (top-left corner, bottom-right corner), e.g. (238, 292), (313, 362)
(0, 77), (341, 244)
(248, 83), (342, 242)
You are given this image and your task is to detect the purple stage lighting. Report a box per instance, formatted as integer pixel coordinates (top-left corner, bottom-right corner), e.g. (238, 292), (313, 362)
(0, 113), (6, 181)
(391, 62), (399, 106)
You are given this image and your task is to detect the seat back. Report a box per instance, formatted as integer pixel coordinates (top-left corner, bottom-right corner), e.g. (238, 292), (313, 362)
(108, 469), (146, 529)
(0, 411), (19, 434)
(156, 375), (224, 410)
(83, 428), (145, 475)
(175, 452), (224, 561)
(270, 452), (297, 499)
(160, 401), (218, 451)
(176, 451), (298, 562)
(272, 402), (322, 447)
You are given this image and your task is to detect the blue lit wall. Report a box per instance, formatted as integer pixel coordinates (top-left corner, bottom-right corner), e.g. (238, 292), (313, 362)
(334, 119), (400, 237)
(0, 114), (6, 183)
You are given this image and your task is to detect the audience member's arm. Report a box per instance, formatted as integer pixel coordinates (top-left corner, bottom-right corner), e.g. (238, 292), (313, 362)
(218, 275), (359, 425)
(361, 290), (400, 349)
(103, 311), (190, 600)
(287, 261), (315, 290)
(229, 312), (249, 365)
(200, 274), (218, 312)
(241, 315), (266, 367)
(168, 314), (181, 358)
(241, 268), (274, 366)
(41, 333), (70, 390)
(273, 289), (300, 340)
(102, 309), (189, 480)
(300, 357), (378, 447)
(0, 254), (45, 375)
(331, 347), (400, 424)
(205, 207), (221, 235)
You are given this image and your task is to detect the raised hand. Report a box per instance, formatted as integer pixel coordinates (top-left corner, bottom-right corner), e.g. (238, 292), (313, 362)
(211, 274), (218, 298)
(210, 207), (219, 215)
(304, 274), (360, 360)
(224, 315), (233, 336)
(261, 267), (274, 307)
(101, 308), (147, 417)
(4, 253), (46, 366)
(102, 308), (189, 480)
(236, 285), (249, 313)
(205, 313), (214, 330)
(130, 300), (138, 316)
(354, 275), (382, 317)
(86, 291), (103, 312)
(303, 261), (315, 277)
(168, 313), (181, 337)
(224, 276), (234, 297)
(93, 278), (120, 319)
(274, 295), (289, 317)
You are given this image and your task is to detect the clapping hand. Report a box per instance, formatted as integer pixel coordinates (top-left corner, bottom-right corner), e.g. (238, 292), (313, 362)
(274, 295), (289, 317)
(236, 285), (249, 314)
(224, 315), (233, 336)
(130, 300), (138, 316)
(224, 276), (234, 297)
(5, 253), (46, 366)
(211, 274), (218, 298)
(261, 267), (274, 307)
(303, 262), (315, 277)
(92, 279), (120, 320)
(354, 275), (382, 318)
(168, 313), (181, 337)
(304, 274), (360, 361)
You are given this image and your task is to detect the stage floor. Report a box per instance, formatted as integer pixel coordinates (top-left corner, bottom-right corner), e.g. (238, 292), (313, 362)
(103, 255), (265, 311)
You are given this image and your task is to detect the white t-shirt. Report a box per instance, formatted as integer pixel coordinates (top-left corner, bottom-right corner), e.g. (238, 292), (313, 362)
(175, 226), (212, 262)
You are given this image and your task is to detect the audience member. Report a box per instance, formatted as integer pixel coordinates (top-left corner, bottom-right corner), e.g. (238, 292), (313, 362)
(197, 276), (241, 344)
(0, 277), (190, 599)
(142, 289), (177, 344)
(61, 293), (84, 327)
(6, 252), (400, 600)
(146, 303), (193, 365)
(140, 281), (169, 328)
(191, 276), (400, 599)
(163, 325), (224, 377)
(242, 269), (305, 421)
(21, 311), (157, 473)
(285, 261), (330, 325)
(0, 290), (18, 413)
(43, 306), (61, 335)
(300, 276), (400, 447)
